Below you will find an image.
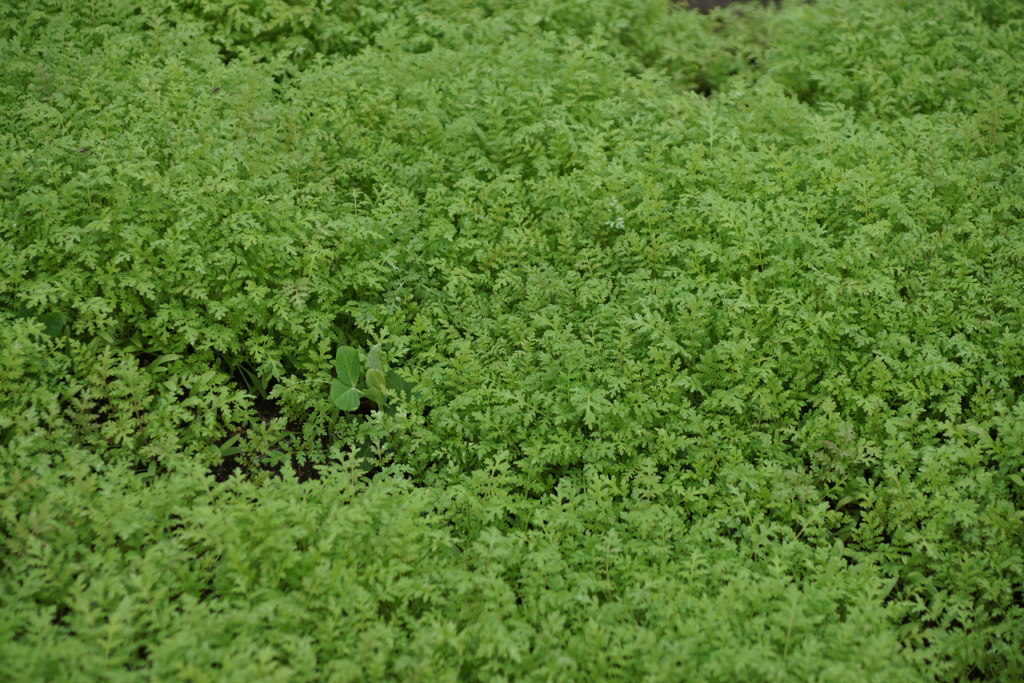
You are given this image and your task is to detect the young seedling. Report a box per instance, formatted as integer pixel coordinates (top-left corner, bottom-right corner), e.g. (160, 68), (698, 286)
(329, 344), (420, 413)
(330, 346), (363, 411)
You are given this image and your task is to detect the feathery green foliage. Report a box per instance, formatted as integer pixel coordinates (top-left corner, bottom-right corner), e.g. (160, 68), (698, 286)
(2, 0), (1023, 679)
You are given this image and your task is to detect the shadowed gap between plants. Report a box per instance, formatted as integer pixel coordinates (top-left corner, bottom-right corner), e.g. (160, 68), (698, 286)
(211, 352), (432, 485)
(677, 0), (782, 12)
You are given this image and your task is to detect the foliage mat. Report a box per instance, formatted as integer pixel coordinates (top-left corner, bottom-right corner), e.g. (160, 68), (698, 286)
(2, 0), (1023, 680)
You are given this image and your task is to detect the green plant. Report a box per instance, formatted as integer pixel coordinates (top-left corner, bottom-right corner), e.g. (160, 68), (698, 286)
(2, 0), (1023, 679)
(330, 344), (420, 412)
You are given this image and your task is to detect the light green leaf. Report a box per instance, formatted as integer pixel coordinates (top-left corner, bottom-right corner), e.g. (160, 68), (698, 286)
(365, 344), (385, 374)
(364, 368), (387, 406)
(330, 379), (362, 411)
(334, 346), (361, 386)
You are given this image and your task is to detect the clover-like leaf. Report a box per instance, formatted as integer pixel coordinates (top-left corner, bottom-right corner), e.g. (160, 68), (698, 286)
(330, 379), (362, 412)
(334, 346), (361, 387)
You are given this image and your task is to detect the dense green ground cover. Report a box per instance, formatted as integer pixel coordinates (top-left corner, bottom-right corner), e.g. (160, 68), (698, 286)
(2, 0), (1023, 679)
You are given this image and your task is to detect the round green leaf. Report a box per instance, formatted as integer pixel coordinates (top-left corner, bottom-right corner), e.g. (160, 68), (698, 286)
(330, 379), (362, 411)
(334, 346), (361, 387)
